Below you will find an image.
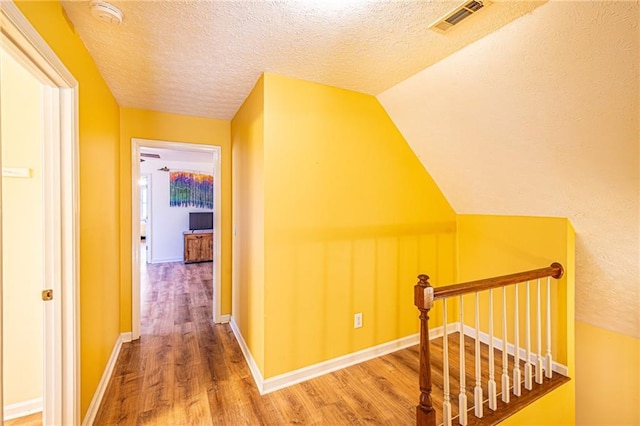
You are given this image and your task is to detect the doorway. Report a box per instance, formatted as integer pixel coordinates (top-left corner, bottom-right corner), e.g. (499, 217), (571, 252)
(1, 45), (45, 426)
(130, 139), (222, 340)
(0, 2), (79, 424)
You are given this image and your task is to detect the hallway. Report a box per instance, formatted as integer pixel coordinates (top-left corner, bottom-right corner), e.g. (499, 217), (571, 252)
(94, 261), (419, 425)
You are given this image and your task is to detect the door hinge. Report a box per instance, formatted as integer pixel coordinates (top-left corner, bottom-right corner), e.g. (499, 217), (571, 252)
(42, 289), (53, 301)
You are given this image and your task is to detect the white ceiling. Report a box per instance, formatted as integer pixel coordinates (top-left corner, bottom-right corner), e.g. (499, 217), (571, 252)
(379, 1), (639, 337)
(61, 0), (544, 120)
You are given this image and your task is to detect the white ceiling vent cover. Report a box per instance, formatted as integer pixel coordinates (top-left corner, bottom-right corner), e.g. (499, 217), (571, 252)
(429, 0), (491, 33)
(140, 153), (161, 159)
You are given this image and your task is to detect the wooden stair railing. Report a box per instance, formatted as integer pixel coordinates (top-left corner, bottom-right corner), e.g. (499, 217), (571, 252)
(414, 263), (564, 426)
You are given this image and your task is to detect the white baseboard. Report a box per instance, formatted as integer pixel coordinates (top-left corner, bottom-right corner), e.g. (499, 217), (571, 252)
(150, 257), (183, 264)
(461, 324), (569, 376)
(229, 316), (459, 395)
(261, 332), (421, 394)
(218, 314), (231, 324)
(228, 317), (568, 397)
(120, 332), (133, 343)
(81, 332), (130, 426)
(229, 317), (265, 393)
(430, 322), (461, 339)
(3, 397), (42, 421)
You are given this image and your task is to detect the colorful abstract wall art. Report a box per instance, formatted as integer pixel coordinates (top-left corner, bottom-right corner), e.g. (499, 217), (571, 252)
(169, 171), (213, 209)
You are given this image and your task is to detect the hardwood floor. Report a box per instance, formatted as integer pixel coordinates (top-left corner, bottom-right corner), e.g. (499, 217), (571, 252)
(94, 260), (568, 425)
(94, 261), (420, 425)
(4, 413), (42, 426)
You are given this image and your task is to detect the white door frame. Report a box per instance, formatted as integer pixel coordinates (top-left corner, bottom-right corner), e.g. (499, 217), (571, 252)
(131, 138), (222, 340)
(140, 173), (152, 263)
(0, 3), (79, 425)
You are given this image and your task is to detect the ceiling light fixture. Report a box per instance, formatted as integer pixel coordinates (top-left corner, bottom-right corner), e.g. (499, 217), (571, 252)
(90, 1), (123, 25)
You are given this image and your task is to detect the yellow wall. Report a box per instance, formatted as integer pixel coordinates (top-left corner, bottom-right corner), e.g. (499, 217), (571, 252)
(500, 380), (575, 426)
(456, 214), (576, 423)
(261, 74), (456, 377)
(575, 321), (639, 425)
(16, 1), (121, 417)
(231, 76), (266, 372)
(119, 108), (231, 329)
(1, 50), (44, 407)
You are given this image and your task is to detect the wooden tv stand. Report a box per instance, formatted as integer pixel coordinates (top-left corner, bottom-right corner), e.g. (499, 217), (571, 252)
(183, 230), (213, 263)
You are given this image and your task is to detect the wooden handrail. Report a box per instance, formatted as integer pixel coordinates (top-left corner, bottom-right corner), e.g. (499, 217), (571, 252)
(432, 262), (564, 301)
(413, 262), (564, 426)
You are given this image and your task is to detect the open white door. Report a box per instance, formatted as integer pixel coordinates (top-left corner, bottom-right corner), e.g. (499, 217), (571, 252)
(0, 3), (79, 425)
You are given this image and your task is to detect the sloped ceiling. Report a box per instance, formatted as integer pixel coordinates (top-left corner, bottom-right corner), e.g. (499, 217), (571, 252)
(379, 1), (639, 337)
(60, 0), (545, 119)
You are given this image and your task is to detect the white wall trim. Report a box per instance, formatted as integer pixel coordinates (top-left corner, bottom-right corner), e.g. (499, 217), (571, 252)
(261, 325), (453, 394)
(229, 317), (265, 393)
(461, 324), (569, 376)
(228, 318), (568, 397)
(3, 398), (43, 421)
(430, 322), (461, 339)
(81, 333), (129, 426)
(0, 2), (75, 87)
(219, 314), (231, 324)
(120, 332), (133, 343)
(150, 257), (183, 264)
(230, 317), (458, 395)
(261, 332), (421, 395)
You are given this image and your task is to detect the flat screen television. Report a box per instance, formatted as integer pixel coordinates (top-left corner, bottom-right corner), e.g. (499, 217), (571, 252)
(189, 212), (213, 231)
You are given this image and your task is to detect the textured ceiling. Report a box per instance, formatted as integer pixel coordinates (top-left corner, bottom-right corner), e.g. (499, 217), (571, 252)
(61, 0), (544, 120)
(379, 1), (639, 337)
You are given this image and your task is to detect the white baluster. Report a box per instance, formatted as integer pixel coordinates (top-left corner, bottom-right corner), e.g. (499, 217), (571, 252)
(524, 281), (533, 390)
(513, 283), (521, 397)
(545, 276), (553, 379)
(501, 286), (510, 403)
(443, 300), (452, 426)
(488, 289), (497, 410)
(459, 295), (468, 425)
(474, 292), (483, 418)
(535, 278), (544, 384)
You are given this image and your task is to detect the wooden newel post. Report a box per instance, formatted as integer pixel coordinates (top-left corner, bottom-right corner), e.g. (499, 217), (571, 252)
(414, 274), (436, 426)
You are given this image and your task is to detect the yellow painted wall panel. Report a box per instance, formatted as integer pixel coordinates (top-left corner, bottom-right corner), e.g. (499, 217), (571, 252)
(374, 238), (400, 343)
(457, 215), (574, 367)
(322, 240), (354, 359)
(456, 214), (576, 424)
(231, 76), (265, 371)
(500, 380), (575, 425)
(16, 1), (121, 417)
(352, 239), (376, 348)
(261, 74), (456, 377)
(575, 321), (639, 425)
(119, 108), (231, 330)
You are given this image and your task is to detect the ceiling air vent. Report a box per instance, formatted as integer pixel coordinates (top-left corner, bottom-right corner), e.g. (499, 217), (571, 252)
(140, 153), (161, 159)
(429, 0), (491, 33)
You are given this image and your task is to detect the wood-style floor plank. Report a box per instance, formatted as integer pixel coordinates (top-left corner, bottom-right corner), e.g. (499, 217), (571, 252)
(93, 260), (568, 425)
(4, 413), (42, 426)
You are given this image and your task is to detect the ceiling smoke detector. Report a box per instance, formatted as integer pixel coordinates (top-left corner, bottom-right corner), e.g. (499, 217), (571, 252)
(90, 1), (123, 25)
(429, 0), (491, 33)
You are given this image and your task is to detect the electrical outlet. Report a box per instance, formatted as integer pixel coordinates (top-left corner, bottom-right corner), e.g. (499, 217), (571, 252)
(354, 313), (363, 328)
